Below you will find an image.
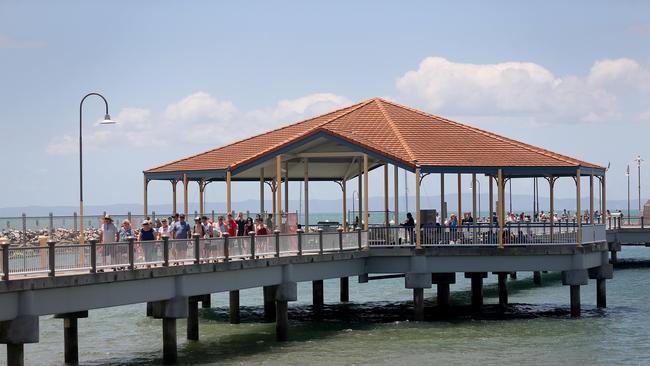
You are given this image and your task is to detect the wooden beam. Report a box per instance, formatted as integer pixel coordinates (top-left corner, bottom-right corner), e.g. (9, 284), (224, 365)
(415, 166), (421, 248)
(384, 164), (389, 226)
(171, 179), (177, 214)
(276, 155), (282, 229)
(226, 171), (232, 215)
(363, 154), (369, 231)
(394, 165), (399, 224)
(497, 169), (504, 248)
(304, 158), (309, 228)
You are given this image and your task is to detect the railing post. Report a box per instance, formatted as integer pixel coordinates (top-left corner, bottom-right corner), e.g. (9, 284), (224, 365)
(48, 239), (56, 277)
(21, 213), (26, 245)
(89, 239), (97, 273)
(274, 230), (280, 258)
(318, 228), (324, 254)
(2, 243), (10, 281)
(193, 234), (201, 264)
(127, 237), (135, 270)
(162, 236), (170, 267)
(297, 229), (303, 255)
(357, 227), (362, 249)
(49, 212), (54, 236)
(250, 232), (256, 259)
(223, 233), (230, 262)
(338, 227), (343, 251)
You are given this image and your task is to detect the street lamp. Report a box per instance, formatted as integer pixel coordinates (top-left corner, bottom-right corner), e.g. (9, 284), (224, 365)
(635, 155), (643, 217)
(626, 164), (631, 224)
(79, 92), (115, 243)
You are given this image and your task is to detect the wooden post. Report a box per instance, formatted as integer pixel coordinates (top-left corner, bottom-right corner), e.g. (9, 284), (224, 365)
(284, 160), (289, 214)
(601, 174), (607, 225)
(260, 168), (264, 215)
(363, 154), (369, 231)
(171, 179), (177, 214)
(304, 158), (309, 228)
(276, 156), (282, 229)
(576, 169), (582, 246)
(415, 166), (421, 248)
(550, 177), (555, 241)
(226, 170), (232, 215)
(489, 176), (494, 222)
(440, 173), (445, 222)
(498, 169), (504, 248)
(394, 165), (399, 224)
(183, 174), (189, 217)
(472, 173), (477, 222)
(342, 180), (347, 229)
(384, 164), (389, 226)
(590, 174), (594, 224)
(198, 179), (205, 216)
(457, 173), (462, 227)
(143, 176), (149, 218)
(229, 290), (240, 324)
(358, 159), (363, 224)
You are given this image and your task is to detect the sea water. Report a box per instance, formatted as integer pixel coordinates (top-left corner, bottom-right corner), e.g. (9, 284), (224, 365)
(1, 247), (649, 365)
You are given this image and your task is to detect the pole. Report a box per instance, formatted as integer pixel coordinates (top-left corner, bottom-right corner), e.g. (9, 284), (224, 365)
(457, 173), (462, 227)
(276, 155), (282, 229)
(183, 174), (189, 216)
(549, 177), (555, 241)
(198, 179), (205, 216)
(498, 169), (504, 248)
(226, 170), (232, 215)
(577, 169), (582, 246)
(415, 166), (421, 248)
(394, 165), (399, 224)
(284, 160), (289, 214)
(260, 168), (265, 215)
(304, 158), (309, 228)
(627, 165), (630, 224)
(171, 179), (177, 214)
(384, 164), (389, 226)
(440, 173), (445, 223)
(637, 156), (642, 214)
(143, 176), (149, 218)
(363, 154), (369, 230)
(78, 92), (112, 244)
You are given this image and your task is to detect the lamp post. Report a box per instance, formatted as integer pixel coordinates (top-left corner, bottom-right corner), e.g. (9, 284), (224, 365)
(79, 93), (115, 244)
(352, 190), (358, 226)
(636, 155), (643, 217)
(626, 164), (631, 225)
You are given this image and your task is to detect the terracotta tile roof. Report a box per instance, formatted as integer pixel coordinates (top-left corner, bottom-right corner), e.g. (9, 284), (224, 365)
(145, 98), (604, 175)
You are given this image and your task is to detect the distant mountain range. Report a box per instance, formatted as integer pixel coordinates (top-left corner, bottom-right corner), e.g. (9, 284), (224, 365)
(0, 194), (642, 217)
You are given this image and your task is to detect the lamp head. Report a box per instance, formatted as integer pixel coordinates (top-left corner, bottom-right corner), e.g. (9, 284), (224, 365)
(100, 114), (116, 125)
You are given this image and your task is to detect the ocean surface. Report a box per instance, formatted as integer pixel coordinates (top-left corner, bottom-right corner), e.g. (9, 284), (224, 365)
(0, 247), (649, 365)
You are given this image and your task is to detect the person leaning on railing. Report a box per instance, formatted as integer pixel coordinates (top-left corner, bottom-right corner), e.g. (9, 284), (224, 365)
(138, 220), (157, 267)
(171, 214), (191, 261)
(401, 212), (415, 244)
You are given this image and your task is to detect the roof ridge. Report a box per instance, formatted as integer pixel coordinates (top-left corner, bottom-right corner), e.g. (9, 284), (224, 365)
(374, 99), (416, 162)
(229, 98), (376, 169)
(377, 98), (600, 168)
(144, 100), (368, 173)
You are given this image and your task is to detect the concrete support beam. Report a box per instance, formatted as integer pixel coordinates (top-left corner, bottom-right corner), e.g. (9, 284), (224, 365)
(405, 272), (432, 289)
(340, 277), (350, 303)
(432, 273), (455, 309)
(312, 280), (324, 311)
(152, 297), (188, 319)
(0, 316), (39, 366)
(263, 285), (277, 322)
(229, 290), (240, 324)
(54, 311), (88, 364)
(358, 273), (369, 283)
(533, 271), (542, 285)
(275, 282), (297, 341)
(465, 272), (487, 310)
(187, 298), (199, 341)
(413, 288), (424, 321)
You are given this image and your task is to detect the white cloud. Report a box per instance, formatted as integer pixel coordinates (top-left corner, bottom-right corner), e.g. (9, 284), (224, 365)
(46, 92), (350, 155)
(0, 34), (46, 48)
(395, 56), (649, 124)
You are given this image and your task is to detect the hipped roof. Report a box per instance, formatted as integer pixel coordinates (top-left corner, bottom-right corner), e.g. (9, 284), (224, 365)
(144, 98), (605, 180)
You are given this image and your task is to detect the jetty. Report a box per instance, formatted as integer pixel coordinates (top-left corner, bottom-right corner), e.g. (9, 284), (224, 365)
(0, 98), (611, 365)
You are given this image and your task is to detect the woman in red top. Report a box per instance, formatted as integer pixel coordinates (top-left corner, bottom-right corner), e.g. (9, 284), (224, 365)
(226, 213), (237, 237)
(255, 218), (269, 235)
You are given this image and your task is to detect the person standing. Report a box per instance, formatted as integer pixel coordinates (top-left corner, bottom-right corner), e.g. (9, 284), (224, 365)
(157, 218), (171, 239)
(99, 215), (118, 268)
(139, 220), (157, 266)
(226, 213), (237, 237)
(236, 212), (246, 237)
(171, 214), (191, 262)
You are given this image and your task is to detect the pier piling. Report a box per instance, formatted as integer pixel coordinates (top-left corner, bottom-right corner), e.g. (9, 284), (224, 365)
(562, 270), (588, 317)
(465, 272), (487, 310)
(275, 282), (297, 341)
(187, 298), (199, 341)
(201, 294), (211, 309)
(0, 315), (39, 366)
(54, 311), (88, 365)
(413, 288), (424, 321)
(432, 273), (456, 310)
(570, 285), (581, 317)
(229, 290), (240, 324)
(533, 271), (542, 285)
(263, 286), (277, 322)
(597, 279), (606, 308)
(340, 277), (349, 302)
(312, 280), (324, 312)
(162, 318), (177, 364)
(496, 272), (508, 307)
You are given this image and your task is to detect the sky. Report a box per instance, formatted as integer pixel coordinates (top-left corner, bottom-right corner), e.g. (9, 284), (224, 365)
(1, 0), (650, 213)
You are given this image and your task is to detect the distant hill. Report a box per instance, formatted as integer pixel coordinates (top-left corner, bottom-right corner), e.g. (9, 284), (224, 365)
(0, 194), (639, 217)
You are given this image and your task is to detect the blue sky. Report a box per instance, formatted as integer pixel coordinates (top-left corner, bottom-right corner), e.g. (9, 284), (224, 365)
(1, 1), (650, 212)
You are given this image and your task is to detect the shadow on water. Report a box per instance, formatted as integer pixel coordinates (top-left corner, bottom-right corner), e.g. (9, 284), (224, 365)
(88, 272), (628, 365)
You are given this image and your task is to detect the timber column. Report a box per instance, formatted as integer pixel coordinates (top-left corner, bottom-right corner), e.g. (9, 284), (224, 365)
(465, 272), (488, 311)
(561, 270), (588, 317)
(54, 311), (88, 364)
(151, 296), (188, 364)
(0, 315), (39, 366)
(263, 285), (278, 322)
(432, 273), (456, 310)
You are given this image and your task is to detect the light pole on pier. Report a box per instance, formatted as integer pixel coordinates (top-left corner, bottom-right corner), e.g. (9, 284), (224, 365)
(79, 93), (116, 244)
(626, 165), (631, 224)
(636, 155), (643, 217)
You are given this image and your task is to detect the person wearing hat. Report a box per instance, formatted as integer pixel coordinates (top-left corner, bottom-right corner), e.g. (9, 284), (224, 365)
(99, 215), (118, 268)
(192, 216), (206, 238)
(99, 215), (118, 244)
(139, 220), (157, 266)
(171, 214), (191, 262)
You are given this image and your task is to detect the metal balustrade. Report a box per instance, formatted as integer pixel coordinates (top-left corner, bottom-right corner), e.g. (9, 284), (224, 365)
(0, 224), (605, 281)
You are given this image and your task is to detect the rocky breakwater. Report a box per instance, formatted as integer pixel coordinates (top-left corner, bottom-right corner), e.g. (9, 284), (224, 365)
(0, 228), (101, 246)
